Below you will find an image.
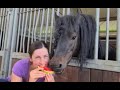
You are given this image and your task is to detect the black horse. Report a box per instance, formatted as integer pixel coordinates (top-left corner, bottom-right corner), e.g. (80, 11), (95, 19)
(49, 12), (116, 74)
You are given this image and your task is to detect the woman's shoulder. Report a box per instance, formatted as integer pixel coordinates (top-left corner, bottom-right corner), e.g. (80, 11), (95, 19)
(16, 58), (30, 64)
(13, 58), (30, 68)
(11, 58), (30, 81)
(12, 58), (30, 72)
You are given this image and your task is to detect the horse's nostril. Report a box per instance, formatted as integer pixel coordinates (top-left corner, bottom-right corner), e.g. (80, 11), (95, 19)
(49, 64), (62, 69)
(59, 64), (62, 68)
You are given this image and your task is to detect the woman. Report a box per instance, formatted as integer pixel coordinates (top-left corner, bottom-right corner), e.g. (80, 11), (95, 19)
(6, 41), (55, 82)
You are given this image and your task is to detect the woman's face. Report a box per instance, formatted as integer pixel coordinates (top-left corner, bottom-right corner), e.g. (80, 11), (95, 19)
(30, 47), (49, 68)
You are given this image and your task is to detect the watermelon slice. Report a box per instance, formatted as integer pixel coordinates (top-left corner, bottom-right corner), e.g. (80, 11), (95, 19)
(43, 67), (52, 71)
(38, 66), (54, 74)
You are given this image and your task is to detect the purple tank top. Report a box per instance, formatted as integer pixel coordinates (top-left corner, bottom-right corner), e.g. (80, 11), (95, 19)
(7, 58), (45, 82)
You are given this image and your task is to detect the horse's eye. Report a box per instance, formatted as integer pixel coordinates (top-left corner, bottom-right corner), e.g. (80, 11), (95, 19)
(72, 36), (76, 40)
(61, 22), (64, 25)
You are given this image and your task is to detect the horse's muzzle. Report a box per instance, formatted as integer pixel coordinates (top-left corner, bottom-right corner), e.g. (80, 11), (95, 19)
(48, 63), (64, 74)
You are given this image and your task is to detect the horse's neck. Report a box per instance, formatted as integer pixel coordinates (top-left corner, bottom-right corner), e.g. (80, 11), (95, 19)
(72, 40), (80, 57)
(98, 41), (106, 59)
(86, 41), (103, 59)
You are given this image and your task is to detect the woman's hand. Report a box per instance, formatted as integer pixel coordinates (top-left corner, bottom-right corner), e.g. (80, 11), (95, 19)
(44, 74), (55, 82)
(29, 68), (45, 82)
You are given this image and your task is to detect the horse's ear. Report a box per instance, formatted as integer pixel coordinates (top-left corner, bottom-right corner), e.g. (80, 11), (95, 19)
(77, 8), (81, 15)
(76, 9), (81, 24)
(55, 12), (59, 21)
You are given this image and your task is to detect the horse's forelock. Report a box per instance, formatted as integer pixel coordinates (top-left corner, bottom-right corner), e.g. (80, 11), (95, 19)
(54, 15), (81, 49)
(53, 15), (77, 54)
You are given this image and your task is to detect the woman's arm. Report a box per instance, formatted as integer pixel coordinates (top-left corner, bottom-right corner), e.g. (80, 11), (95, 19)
(10, 72), (22, 82)
(29, 68), (45, 82)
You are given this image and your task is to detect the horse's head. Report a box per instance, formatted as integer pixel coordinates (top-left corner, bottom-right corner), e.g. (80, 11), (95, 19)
(49, 13), (81, 74)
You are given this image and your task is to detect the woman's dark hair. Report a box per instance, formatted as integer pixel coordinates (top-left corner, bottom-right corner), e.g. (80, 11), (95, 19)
(28, 41), (49, 57)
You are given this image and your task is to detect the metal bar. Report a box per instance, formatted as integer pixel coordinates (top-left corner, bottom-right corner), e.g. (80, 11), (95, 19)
(68, 58), (120, 73)
(16, 8), (22, 52)
(57, 8), (60, 15)
(105, 8), (110, 60)
(22, 8), (29, 53)
(67, 8), (70, 15)
(31, 8), (36, 43)
(18, 8), (44, 14)
(62, 8), (65, 16)
(94, 8), (100, 60)
(1, 11), (10, 77)
(1, 9), (10, 76)
(39, 9), (45, 40)
(8, 8), (19, 76)
(1, 9), (7, 50)
(34, 8), (40, 41)
(0, 8), (3, 29)
(3, 8), (14, 78)
(49, 8), (54, 53)
(43, 9), (47, 39)
(27, 8), (32, 53)
(3, 9), (10, 51)
(45, 8), (49, 43)
(100, 17), (117, 21)
(116, 8), (120, 61)
(0, 8), (5, 49)
(20, 8), (25, 52)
